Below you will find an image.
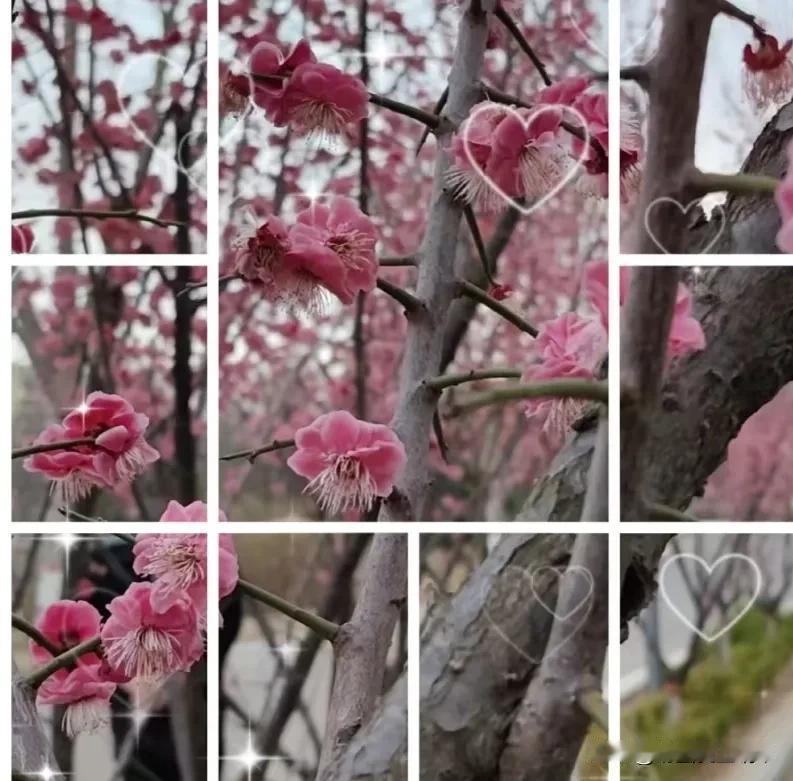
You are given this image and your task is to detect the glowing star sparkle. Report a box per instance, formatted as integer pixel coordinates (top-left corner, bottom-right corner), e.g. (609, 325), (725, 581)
(220, 726), (287, 781)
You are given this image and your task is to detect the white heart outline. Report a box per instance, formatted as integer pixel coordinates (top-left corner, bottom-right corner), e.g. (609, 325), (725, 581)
(460, 102), (593, 216)
(643, 197), (727, 255)
(484, 563), (595, 664)
(562, 0), (663, 62)
(659, 553), (763, 644)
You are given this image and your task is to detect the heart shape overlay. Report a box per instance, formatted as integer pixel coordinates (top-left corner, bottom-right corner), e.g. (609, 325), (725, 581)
(643, 197), (727, 254)
(460, 103), (592, 217)
(485, 563), (594, 664)
(659, 553), (763, 644)
(563, 0), (663, 62)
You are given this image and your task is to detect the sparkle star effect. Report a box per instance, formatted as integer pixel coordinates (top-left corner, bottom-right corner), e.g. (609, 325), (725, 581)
(41, 533), (83, 581)
(27, 765), (71, 780)
(220, 725), (288, 781)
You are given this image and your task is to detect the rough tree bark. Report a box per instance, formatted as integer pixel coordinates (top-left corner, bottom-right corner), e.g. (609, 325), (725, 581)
(12, 664), (60, 777)
(325, 534), (676, 780)
(498, 534), (609, 780)
(317, 535), (407, 778)
(379, 0), (497, 521)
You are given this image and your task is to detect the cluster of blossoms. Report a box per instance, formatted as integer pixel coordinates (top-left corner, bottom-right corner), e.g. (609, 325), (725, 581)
(448, 76), (643, 209)
(776, 139), (793, 253)
(223, 38), (369, 138)
(232, 196), (379, 311)
(12, 223), (35, 253)
(23, 392), (159, 502)
(522, 262), (706, 433)
(29, 502), (238, 738)
(287, 410), (407, 516)
(743, 33), (793, 108)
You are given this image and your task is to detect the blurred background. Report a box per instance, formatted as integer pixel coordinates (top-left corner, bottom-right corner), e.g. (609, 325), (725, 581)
(621, 534), (793, 780)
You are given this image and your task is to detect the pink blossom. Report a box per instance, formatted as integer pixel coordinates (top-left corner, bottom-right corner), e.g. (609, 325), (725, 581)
(279, 63), (369, 137)
(23, 424), (105, 503)
(133, 534), (208, 614)
(287, 197), (379, 305)
(287, 410), (407, 516)
(776, 140), (793, 253)
(158, 499), (211, 522)
(219, 534), (239, 600)
(37, 664), (116, 738)
(743, 35), (793, 107)
(582, 261), (608, 328)
(449, 102), (566, 210)
(29, 600), (103, 666)
(248, 38), (316, 116)
(522, 312), (607, 434)
(101, 582), (204, 681)
(60, 391), (160, 488)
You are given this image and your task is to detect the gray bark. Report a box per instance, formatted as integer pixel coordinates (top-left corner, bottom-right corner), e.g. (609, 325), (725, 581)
(12, 664), (60, 776)
(318, 535), (407, 778)
(498, 534), (609, 780)
(379, 0), (496, 521)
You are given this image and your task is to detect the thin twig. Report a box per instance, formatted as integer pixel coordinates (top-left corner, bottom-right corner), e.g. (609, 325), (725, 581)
(368, 92), (441, 129)
(687, 169), (780, 197)
(648, 502), (700, 522)
(12, 614), (62, 656)
(236, 579), (339, 642)
(447, 379), (608, 415)
(462, 205), (495, 285)
(12, 208), (184, 229)
(457, 280), (538, 336)
(219, 438), (296, 463)
(417, 86), (449, 155)
(376, 277), (423, 313)
(425, 368), (522, 391)
(494, 4), (552, 85)
(26, 636), (102, 689)
(715, 0), (766, 37)
(576, 688), (608, 732)
(12, 437), (95, 459)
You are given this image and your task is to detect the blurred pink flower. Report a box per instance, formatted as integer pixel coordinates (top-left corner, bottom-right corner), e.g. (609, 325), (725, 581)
(743, 35), (793, 107)
(37, 664), (116, 738)
(219, 534), (239, 600)
(248, 38), (316, 117)
(30, 600), (103, 667)
(582, 261), (608, 328)
(668, 284), (706, 358)
(61, 391), (159, 488)
(158, 499), (211, 522)
(287, 197), (379, 305)
(287, 410), (407, 516)
(12, 223), (35, 253)
(523, 312), (607, 433)
(101, 582), (203, 681)
(776, 140), (793, 253)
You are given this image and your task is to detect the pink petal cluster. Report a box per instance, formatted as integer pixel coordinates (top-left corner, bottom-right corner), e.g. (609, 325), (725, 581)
(100, 582), (204, 681)
(23, 392), (159, 502)
(448, 101), (566, 211)
(776, 140), (793, 253)
(524, 263), (705, 434)
(233, 196), (378, 309)
(743, 34), (793, 108)
(246, 38), (369, 137)
(132, 501), (239, 619)
(287, 410), (407, 517)
(12, 223), (35, 253)
(31, 601), (116, 738)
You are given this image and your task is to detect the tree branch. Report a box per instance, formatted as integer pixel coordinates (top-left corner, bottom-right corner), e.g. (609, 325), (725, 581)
(12, 208), (183, 229)
(25, 636), (102, 689)
(12, 437), (95, 459)
(219, 438), (296, 463)
(425, 368), (522, 391)
(457, 280), (538, 336)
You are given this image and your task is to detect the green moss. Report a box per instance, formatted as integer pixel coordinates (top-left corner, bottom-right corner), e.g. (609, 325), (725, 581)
(621, 611), (793, 781)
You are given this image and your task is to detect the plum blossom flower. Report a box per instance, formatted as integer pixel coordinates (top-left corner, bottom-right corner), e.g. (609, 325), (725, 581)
(248, 39), (368, 138)
(667, 283), (707, 358)
(743, 35), (793, 108)
(101, 582), (203, 681)
(38, 664), (116, 738)
(23, 424), (103, 503)
(287, 197), (379, 305)
(776, 140), (793, 253)
(448, 101), (566, 211)
(29, 600), (103, 666)
(522, 312), (608, 433)
(63, 392), (159, 485)
(29, 600), (115, 738)
(287, 410), (407, 516)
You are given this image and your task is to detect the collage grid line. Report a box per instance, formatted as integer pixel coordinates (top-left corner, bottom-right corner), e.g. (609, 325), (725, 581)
(6, 0), (793, 778)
